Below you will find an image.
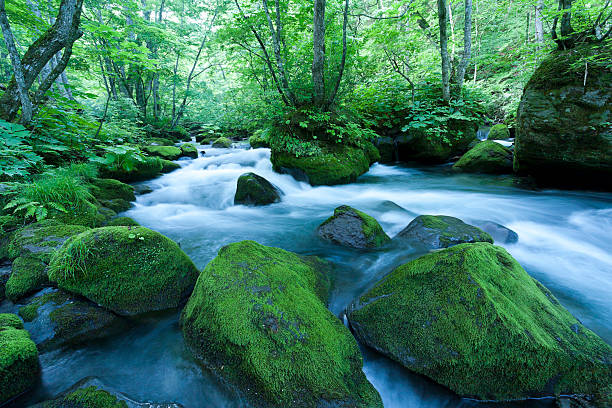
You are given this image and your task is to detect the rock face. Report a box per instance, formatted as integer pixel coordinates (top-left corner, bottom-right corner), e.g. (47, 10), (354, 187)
(18, 288), (125, 352)
(48, 226), (199, 316)
(318, 206), (390, 249)
(271, 144), (370, 186)
(212, 137), (233, 148)
(347, 243), (612, 401)
(0, 314), (39, 404)
(395, 215), (493, 249)
(234, 173), (282, 206)
(181, 240), (382, 408)
(142, 145), (183, 161)
(487, 124), (510, 140)
(515, 44), (612, 189)
(452, 140), (513, 174)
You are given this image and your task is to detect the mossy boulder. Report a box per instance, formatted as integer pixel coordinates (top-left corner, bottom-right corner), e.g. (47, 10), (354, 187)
(515, 44), (612, 189)
(8, 221), (90, 263)
(271, 144), (370, 186)
(142, 145), (182, 161)
(5, 256), (49, 301)
(471, 220), (519, 244)
(180, 143), (198, 159)
(0, 318), (39, 404)
(452, 140), (513, 174)
(487, 124), (511, 140)
(98, 199), (131, 213)
(212, 137), (233, 148)
(249, 131), (270, 148)
(347, 243), (612, 400)
(363, 141), (381, 165)
(105, 217), (139, 227)
(160, 159), (181, 173)
(395, 215), (493, 249)
(234, 173), (281, 206)
(180, 240), (382, 408)
(0, 264), (10, 301)
(98, 157), (164, 182)
(18, 288), (125, 352)
(89, 179), (135, 203)
(48, 226), (199, 316)
(0, 313), (23, 329)
(318, 205), (390, 249)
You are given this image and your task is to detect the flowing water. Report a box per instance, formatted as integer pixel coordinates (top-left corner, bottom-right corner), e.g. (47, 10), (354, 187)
(7, 144), (612, 407)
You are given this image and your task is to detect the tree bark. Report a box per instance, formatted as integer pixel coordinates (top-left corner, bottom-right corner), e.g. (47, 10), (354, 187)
(438, 0), (451, 102)
(534, 0), (544, 46)
(0, 0), (83, 121)
(262, 0), (293, 104)
(455, 0), (472, 97)
(552, 0), (574, 49)
(0, 0), (33, 123)
(312, 0), (326, 106)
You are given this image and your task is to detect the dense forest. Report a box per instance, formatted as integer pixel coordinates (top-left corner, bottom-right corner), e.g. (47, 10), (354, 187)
(0, 0), (611, 406)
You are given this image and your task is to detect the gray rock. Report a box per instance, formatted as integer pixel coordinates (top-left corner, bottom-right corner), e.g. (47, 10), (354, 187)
(394, 215), (493, 249)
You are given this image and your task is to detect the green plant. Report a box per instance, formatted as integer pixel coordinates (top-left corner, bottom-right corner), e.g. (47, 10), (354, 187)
(0, 119), (43, 179)
(90, 145), (146, 172)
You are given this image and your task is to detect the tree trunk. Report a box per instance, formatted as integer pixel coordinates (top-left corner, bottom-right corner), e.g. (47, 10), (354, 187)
(552, 0), (574, 49)
(0, 0), (83, 121)
(312, 0), (326, 106)
(262, 0), (293, 104)
(438, 0), (451, 102)
(326, 0), (349, 109)
(455, 0), (472, 97)
(534, 0), (544, 46)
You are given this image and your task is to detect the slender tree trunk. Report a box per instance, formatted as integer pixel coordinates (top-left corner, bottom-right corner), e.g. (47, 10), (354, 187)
(312, 0), (326, 106)
(262, 0), (293, 104)
(438, 0), (451, 102)
(171, 52), (179, 124)
(525, 10), (531, 44)
(552, 0), (574, 49)
(473, 0), (479, 83)
(0, 0), (33, 123)
(456, 0), (472, 97)
(327, 0), (349, 109)
(534, 0), (544, 46)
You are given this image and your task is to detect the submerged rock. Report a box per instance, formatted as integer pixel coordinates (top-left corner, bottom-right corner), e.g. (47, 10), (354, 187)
(180, 143), (198, 159)
(347, 243), (612, 401)
(181, 240), (382, 408)
(515, 44), (612, 189)
(470, 220), (519, 244)
(271, 144), (370, 186)
(452, 140), (513, 174)
(0, 315), (39, 404)
(142, 145), (183, 161)
(318, 205), (390, 249)
(48, 226), (199, 316)
(212, 137), (233, 148)
(394, 215), (493, 249)
(17, 288), (125, 352)
(234, 173), (281, 206)
(487, 123), (511, 140)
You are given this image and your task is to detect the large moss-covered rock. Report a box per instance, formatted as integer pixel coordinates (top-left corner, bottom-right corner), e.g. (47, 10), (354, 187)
(0, 318), (39, 404)
(515, 44), (612, 189)
(142, 145), (182, 161)
(160, 159), (181, 173)
(234, 173), (281, 206)
(249, 130), (270, 148)
(99, 157), (168, 182)
(17, 288), (125, 352)
(90, 179), (135, 203)
(318, 205), (390, 249)
(180, 240), (381, 408)
(180, 143), (198, 159)
(5, 256), (48, 301)
(347, 243), (612, 401)
(396, 119), (478, 163)
(452, 140), (513, 174)
(105, 217), (139, 227)
(48, 226), (199, 316)
(271, 144), (370, 186)
(212, 137), (233, 148)
(0, 313), (23, 329)
(487, 124), (511, 140)
(395, 215), (493, 249)
(8, 221), (90, 263)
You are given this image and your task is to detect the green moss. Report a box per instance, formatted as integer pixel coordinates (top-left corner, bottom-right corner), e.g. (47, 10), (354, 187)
(99, 157), (164, 182)
(18, 290), (70, 322)
(363, 141), (381, 165)
(453, 140), (513, 174)
(37, 385), (128, 408)
(90, 179), (135, 202)
(180, 240), (381, 407)
(397, 215), (493, 248)
(98, 199), (131, 213)
(160, 159), (180, 173)
(142, 145), (182, 160)
(319, 205), (390, 249)
(271, 144), (370, 186)
(234, 173), (281, 206)
(212, 136), (233, 148)
(8, 222), (90, 262)
(0, 313), (23, 329)
(105, 217), (139, 227)
(0, 215), (20, 234)
(180, 143), (198, 159)
(0, 326), (39, 404)
(48, 226), (199, 316)
(348, 243), (612, 400)
(487, 124), (510, 140)
(5, 256), (48, 301)
(249, 130), (270, 148)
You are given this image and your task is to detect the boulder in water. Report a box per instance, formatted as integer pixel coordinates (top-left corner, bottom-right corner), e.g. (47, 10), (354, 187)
(271, 144), (370, 186)
(17, 288), (125, 352)
(248, 130), (269, 148)
(89, 179), (135, 203)
(515, 44), (612, 189)
(347, 242), (612, 400)
(212, 137), (232, 148)
(180, 240), (382, 408)
(180, 143), (198, 159)
(452, 140), (513, 174)
(487, 124), (511, 140)
(470, 220), (518, 244)
(142, 145), (182, 161)
(99, 157), (165, 182)
(49, 226), (199, 316)
(234, 173), (281, 206)
(394, 215), (493, 249)
(5, 256), (48, 301)
(318, 205), (390, 249)
(0, 314), (39, 404)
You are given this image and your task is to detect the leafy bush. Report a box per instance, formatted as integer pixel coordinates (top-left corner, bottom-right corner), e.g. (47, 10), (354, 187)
(0, 119), (43, 180)
(89, 145), (146, 173)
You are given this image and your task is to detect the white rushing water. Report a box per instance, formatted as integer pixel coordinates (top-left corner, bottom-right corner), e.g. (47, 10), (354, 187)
(11, 145), (611, 408)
